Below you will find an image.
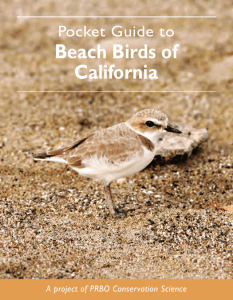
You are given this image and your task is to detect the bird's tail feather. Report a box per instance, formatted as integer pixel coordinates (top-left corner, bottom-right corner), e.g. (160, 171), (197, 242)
(32, 135), (92, 162)
(32, 148), (67, 163)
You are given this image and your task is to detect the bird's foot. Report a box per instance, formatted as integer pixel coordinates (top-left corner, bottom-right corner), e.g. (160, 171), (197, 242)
(115, 207), (127, 214)
(110, 208), (127, 219)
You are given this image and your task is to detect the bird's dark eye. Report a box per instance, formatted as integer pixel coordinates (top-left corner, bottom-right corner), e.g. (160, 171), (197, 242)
(145, 121), (155, 127)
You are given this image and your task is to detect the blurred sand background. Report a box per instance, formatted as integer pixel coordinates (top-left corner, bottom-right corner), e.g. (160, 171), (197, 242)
(0, 0), (232, 278)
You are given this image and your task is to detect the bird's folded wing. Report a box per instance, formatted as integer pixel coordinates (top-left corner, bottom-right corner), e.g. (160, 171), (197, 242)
(64, 123), (151, 167)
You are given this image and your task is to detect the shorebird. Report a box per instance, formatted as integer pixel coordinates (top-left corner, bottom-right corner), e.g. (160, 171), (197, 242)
(33, 109), (181, 217)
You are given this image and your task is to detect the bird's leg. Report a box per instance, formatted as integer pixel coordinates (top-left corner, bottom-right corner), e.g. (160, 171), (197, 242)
(107, 184), (116, 209)
(104, 183), (121, 217)
(104, 183), (116, 215)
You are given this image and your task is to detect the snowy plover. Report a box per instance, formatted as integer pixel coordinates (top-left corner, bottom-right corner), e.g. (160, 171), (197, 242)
(33, 109), (181, 217)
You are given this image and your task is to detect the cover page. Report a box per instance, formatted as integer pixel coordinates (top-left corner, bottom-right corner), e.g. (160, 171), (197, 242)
(0, 0), (231, 298)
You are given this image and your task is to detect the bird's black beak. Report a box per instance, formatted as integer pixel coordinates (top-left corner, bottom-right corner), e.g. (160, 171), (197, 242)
(165, 124), (182, 134)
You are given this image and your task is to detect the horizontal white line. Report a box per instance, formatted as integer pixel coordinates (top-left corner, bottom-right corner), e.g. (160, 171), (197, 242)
(17, 16), (217, 18)
(17, 91), (217, 93)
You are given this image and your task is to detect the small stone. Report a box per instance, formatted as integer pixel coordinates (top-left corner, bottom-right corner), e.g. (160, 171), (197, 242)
(154, 124), (209, 161)
(116, 178), (127, 184)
